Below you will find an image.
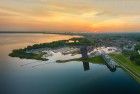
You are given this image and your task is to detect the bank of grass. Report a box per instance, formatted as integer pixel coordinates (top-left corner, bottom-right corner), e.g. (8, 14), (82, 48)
(80, 56), (105, 64)
(25, 37), (94, 50)
(57, 56), (105, 64)
(109, 53), (140, 82)
(9, 37), (94, 61)
(9, 49), (48, 61)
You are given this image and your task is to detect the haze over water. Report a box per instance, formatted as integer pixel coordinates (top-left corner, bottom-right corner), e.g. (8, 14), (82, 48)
(0, 33), (140, 94)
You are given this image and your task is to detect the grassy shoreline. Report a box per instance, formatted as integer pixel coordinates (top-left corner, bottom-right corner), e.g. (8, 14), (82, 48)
(9, 37), (94, 61)
(9, 49), (48, 61)
(56, 56), (105, 64)
(110, 53), (140, 83)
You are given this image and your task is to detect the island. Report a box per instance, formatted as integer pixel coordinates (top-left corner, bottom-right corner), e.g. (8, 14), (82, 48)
(9, 34), (140, 82)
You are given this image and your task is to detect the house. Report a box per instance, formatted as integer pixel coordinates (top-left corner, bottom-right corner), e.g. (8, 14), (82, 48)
(138, 50), (140, 55)
(123, 44), (135, 51)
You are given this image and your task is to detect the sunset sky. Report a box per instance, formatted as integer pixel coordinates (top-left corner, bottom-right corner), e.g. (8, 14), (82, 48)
(0, 0), (140, 32)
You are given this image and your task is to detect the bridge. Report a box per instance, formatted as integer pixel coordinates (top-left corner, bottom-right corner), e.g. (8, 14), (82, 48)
(99, 50), (117, 72)
(80, 46), (118, 72)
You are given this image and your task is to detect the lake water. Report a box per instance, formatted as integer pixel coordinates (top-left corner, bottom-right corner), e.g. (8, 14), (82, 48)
(0, 33), (140, 94)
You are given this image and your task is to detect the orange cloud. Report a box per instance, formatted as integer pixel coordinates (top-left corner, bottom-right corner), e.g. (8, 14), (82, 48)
(0, 0), (140, 32)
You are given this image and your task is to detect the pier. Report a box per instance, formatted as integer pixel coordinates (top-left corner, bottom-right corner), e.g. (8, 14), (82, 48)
(101, 52), (117, 72)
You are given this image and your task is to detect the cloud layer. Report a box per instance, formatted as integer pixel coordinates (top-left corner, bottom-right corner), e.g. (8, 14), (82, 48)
(0, 0), (140, 32)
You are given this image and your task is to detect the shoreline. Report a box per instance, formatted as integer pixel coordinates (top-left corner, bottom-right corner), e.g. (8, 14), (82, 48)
(9, 37), (94, 61)
(110, 53), (140, 83)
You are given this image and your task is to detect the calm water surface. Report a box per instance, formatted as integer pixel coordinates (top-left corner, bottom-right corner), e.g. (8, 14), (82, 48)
(0, 33), (140, 94)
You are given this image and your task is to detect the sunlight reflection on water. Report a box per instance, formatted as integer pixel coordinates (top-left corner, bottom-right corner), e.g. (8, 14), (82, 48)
(0, 33), (140, 94)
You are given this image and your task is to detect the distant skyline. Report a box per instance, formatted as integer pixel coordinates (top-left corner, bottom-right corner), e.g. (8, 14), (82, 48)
(0, 0), (140, 32)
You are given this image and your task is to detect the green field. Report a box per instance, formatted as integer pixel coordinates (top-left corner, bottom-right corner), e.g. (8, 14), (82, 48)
(110, 53), (140, 82)
(80, 56), (105, 64)
(56, 56), (105, 64)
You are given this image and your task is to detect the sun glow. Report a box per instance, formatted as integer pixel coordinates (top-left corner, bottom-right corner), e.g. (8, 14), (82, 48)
(0, 0), (140, 32)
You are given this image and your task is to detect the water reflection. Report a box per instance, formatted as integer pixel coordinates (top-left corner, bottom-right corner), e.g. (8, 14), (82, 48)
(1, 34), (140, 94)
(82, 61), (90, 71)
(106, 64), (116, 72)
(81, 46), (90, 71)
